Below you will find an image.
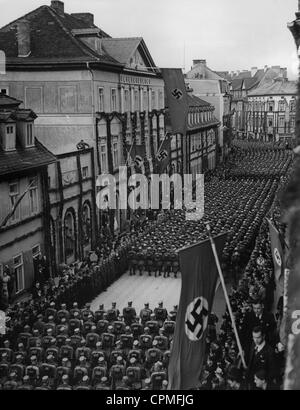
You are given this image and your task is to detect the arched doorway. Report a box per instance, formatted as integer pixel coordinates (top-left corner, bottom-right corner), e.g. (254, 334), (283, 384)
(64, 209), (77, 263)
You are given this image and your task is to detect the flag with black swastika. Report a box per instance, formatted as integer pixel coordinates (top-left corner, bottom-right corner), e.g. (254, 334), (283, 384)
(161, 68), (188, 135)
(168, 233), (227, 390)
(155, 135), (171, 174)
(128, 144), (146, 173)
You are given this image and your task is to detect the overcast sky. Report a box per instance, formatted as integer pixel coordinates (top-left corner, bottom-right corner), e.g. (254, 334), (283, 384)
(0, 0), (299, 79)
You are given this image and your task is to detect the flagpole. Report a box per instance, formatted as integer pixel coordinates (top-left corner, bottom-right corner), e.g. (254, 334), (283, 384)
(0, 177), (38, 230)
(155, 131), (170, 158)
(206, 223), (247, 370)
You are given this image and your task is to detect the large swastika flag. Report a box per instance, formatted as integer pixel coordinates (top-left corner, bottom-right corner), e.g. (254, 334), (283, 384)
(161, 68), (188, 135)
(168, 233), (227, 390)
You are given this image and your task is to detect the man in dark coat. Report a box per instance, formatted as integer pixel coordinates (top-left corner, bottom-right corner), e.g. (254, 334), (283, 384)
(246, 326), (276, 389)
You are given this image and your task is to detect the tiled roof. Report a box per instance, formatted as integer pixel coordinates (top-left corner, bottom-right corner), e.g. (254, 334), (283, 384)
(231, 79), (244, 91)
(0, 93), (22, 108)
(102, 37), (142, 65)
(187, 94), (212, 108)
(248, 79), (297, 96)
(0, 5), (120, 66)
(0, 139), (56, 176)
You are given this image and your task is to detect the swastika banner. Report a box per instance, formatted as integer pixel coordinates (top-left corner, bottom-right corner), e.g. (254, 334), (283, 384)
(161, 68), (188, 135)
(266, 217), (285, 306)
(168, 234), (227, 390)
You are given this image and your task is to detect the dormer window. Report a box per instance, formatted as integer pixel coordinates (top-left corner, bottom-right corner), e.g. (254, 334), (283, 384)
(2, 124), (16, 151)
(26, 123), (34, 146)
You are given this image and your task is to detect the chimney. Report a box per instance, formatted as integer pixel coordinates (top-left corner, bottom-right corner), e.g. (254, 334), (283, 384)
(71, 13), (94, 27)
(17, 20), (31, 57)
(193, 59), (206, 67)
(264, 65), (268, 72)
(251, 67), (257, 76)
(51, 1), (64, 15)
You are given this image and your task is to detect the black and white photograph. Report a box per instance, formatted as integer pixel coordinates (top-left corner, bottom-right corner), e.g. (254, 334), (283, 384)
(0, 0), (300, 395)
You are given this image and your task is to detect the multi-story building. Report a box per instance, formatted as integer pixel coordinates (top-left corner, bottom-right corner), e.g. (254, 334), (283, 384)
(167, 93), (220, 177)
(185, 59), (233, 161)
(0, 93), (56, 297)
(0, 0), (165, 241)
(246, 77), (297, 142)
(218, 66), (289, 138)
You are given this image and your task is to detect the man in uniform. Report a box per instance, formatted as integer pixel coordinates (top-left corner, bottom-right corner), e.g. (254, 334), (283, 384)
(123, 302), (137, 326)
(154, 302), (168, 326)
(106, 302), (120, 322)
(56, 374), (72, 390)
(154, 329), (169, 351)
(139, 303), (152, 326)
(150, 361), (167, 390)
(146, 314), (160, 337)
(95, 304), (106, 322)
(109, 356), (126, 389)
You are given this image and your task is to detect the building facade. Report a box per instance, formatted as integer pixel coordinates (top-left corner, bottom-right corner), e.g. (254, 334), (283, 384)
(0, 93), (56, 297)
(246, 78), (297, 142)
(0, 0), (165, 241)
(185, 59), (233, 160)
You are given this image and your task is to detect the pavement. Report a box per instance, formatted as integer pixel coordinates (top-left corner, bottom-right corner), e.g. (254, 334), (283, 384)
(90, 271), (231, 330)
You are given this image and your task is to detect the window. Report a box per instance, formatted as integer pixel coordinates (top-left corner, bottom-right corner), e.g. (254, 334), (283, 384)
(278, 100), (285, 112)
(143, 90), (148, 112)
(6, 125), (14, 134)
(32, 244), (41, 260)
(268, 120), (273, 127)
(1, 87), (8, 95)
(26, 123), (34, 146)
(279, 117), (285, 128)
(290, 99), (296, 112)
(151, 91), (156, 110)
(268, 101), (274, 112)
(134, 90), (139, 111)
(29, 177), (38, 214)
(159, 90), (164, 109)
(82, 166), (89, 179)
(9, 182), (20, 222)
(100, 145), (107, 172)
(113, 141), (119, 167)
(14, 254), (25, 294)
(291, 116), (295, 128)
(111, 89), (117, 111)
(124, 89), (130, 112)
(99, 88), (104, 112)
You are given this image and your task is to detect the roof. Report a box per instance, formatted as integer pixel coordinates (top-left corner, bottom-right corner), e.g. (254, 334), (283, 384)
(187, 94), (212, 108)
(185, 79), (221, 95)
(231, 79), (244, 91)
(0, 108), (37, 123)
(0, 5), (120, 67)
(248, 79), (297, 96)
(102, 37), (142, 65)
(0, 93), (22, 109)
(0, 139), (56, 177)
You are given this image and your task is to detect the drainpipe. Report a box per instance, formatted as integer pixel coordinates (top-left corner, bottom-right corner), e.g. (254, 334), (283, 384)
(86, 62), (100, 173)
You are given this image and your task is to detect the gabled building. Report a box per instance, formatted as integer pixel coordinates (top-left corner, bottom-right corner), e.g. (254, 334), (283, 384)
(0, 93), (56, 297)
(185, 59), (233, 160)
(0, 0), (165, 243)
